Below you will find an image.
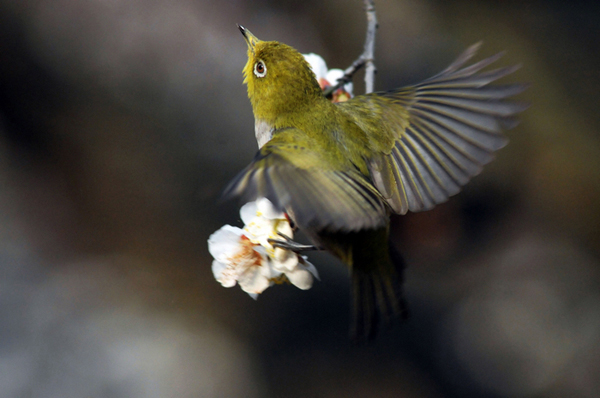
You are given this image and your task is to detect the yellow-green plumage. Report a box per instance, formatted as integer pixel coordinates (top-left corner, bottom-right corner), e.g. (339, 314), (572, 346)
(225, 26), (527, 341)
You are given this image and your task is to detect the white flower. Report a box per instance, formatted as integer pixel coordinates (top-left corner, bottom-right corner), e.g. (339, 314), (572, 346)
(303, 53), (328, 80)
(271, 251), (320, 290)
(241, 198), (293, 254)
(208, 198), (320, 298)
(325, 68), (353, 97)
(208, 225), (272, 298)
(303, 53), (353, 101)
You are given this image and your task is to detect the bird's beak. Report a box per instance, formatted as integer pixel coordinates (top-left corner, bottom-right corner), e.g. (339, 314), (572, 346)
(237, 24), (260, 55)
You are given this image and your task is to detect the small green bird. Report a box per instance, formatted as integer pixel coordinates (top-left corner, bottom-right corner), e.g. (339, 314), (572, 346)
(225, 25), (527, 341)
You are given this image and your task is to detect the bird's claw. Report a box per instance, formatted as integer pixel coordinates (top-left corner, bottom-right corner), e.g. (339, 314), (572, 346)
(268, 232), (319, 253)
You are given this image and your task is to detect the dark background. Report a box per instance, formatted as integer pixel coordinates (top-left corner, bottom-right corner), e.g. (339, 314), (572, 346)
(1, 1), (599, 397)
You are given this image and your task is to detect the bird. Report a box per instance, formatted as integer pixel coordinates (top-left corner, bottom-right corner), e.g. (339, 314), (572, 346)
(224, 25), (528, 342)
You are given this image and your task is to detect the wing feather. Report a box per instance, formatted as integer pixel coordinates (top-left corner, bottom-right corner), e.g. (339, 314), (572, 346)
(341, 44), (528, 214)
(223, 130), (389, 232)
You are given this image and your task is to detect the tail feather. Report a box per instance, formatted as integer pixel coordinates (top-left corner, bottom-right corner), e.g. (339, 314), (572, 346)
(388, 241), (409, 320)
(314, 227), (408, 343)
(352, 268), (380, 341)
(351, 240), (408, 343)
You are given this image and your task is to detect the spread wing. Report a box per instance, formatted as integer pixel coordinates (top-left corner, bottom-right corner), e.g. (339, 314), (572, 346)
(339, 42), (529, 215)
(223, 128), (388, 232)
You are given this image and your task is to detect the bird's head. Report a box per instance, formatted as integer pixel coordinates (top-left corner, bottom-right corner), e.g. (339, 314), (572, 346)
(237, 25), (323, 122)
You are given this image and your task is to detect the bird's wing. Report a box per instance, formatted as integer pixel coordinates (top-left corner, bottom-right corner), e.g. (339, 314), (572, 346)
(338, 43), (529, 215)
(223, 128), (388, 232)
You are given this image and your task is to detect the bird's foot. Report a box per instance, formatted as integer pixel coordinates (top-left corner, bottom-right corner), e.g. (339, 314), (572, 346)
(268, 232), (319, 253)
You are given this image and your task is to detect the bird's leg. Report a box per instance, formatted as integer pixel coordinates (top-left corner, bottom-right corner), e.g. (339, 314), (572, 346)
(268, 232), (320, 253)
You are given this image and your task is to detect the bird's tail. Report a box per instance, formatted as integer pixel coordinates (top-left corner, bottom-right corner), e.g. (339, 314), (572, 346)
(351, 237), (408, 343)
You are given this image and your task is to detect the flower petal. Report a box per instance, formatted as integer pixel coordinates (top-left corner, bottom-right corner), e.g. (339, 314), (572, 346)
(275, 219), (293, 238)
(212, 260), (237, 288)
(244, 217), (275, 247)
(273, 249), (299, 271)
(285, 267), (314, 290)
(326, 68), (353, 95)
(303, 53), (328, 80)
(208, 225), (245, 261)
(240, 201), (258, 225)
(238, 263), (271, 295)
(301, 258), (320, 281)
(256, 197), (284, 219)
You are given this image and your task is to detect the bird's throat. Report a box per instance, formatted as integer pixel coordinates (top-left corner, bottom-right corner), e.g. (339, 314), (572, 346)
(254, 119), (274, 148)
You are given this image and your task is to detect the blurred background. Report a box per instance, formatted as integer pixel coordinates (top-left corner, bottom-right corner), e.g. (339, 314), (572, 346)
(0, 0), (599, 397)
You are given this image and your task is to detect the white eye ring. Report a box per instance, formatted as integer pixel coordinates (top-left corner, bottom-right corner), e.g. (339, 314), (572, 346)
(254, 60), (267, 78)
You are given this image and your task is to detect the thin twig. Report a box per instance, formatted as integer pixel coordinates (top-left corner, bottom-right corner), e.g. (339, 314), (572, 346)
(363, 0), (377, 93)
(324, 0), (378, 97)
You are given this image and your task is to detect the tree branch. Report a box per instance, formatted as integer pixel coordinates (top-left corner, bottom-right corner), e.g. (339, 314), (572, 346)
(324, 0), (378, 97)
(363, 0), (377, 93)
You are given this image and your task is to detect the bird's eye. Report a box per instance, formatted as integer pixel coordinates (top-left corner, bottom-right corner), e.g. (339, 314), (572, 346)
(254, 60), (267, 78)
